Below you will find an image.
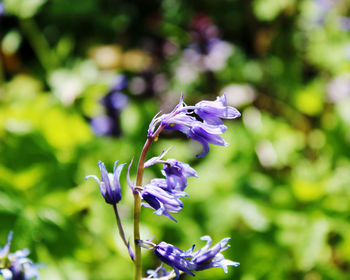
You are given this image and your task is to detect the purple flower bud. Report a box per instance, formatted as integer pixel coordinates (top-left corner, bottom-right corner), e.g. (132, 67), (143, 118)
(86, 161), (125, 205)
(162, 159), (198, 191)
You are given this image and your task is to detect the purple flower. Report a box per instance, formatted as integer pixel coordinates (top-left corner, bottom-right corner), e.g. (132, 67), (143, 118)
(91, 115), (114, 136)
(162, 114), (228, 158)
(190, 236), (240, 273)
(86, 161), (125, 205)
(148, 94), (240, 157)
(152, 236), (239, 279)
(154, 242), (195, 279)
(162, 159), (198, 191)
(0, 232), (42, 280)
(141, 180), (188, 222)
(194, 94), (241, 125)
(110, 75), (128, 91)
(144, 151), (198, 191)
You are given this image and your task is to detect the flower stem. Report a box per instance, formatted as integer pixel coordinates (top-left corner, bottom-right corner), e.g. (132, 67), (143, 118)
(133, 125), (165, 280)
(112, 204), (133, 260)
(19, 18), (60, 73)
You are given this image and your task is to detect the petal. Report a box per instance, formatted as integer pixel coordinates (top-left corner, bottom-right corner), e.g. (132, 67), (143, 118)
(126, 159), (135, 191)
(98, 161), (111, 190)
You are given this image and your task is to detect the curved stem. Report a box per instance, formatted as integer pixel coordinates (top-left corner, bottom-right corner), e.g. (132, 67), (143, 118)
(133, 125), (165, 280)
(112, 204), (133, 261)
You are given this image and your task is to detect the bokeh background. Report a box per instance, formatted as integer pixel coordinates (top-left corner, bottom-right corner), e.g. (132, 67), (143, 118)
(1, 0), (350, 279)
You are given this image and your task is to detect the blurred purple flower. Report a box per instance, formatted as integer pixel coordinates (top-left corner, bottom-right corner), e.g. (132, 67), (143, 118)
(0, 232), (42, 280)
(90, 115), (114, 136)
(86, 161), (125, 205)
(0, 2), (5, 17)
(110, 75), (128, 91)
(109, 92), (128, 110)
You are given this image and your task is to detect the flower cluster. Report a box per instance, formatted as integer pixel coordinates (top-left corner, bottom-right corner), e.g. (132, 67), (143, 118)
(155, 236), (239, 279)
(86, 93), (240, 279)
(0, 232), (42, 280)
(139, 149), (198, 222)
(148, 94), (240, 157)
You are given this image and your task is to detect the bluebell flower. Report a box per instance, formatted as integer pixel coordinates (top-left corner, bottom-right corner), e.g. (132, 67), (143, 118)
(194, 94), (241, 125)
(148, 94), (240, 157)
(162, 159), (198, 191)
(152, 236), (239, 279)
(154, 242), (195, 279)
(141, 180), (188, 222)
(144, 150), (198, 191)
(162, 114), (228, 157)
(0, 232), (42, 280)
(86, 161), (126, 205)
(190, 235), (240, 273)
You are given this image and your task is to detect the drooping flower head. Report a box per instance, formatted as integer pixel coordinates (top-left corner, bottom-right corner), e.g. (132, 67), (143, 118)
(162, 159), (198, 191)
(154, 242), (195, 280)
(140, 179), (188, 222)
(190, 235), (240, 273)
(152, 236), (239, 280)
(148, 93), (240, 157)
(145, 150), (198, 192)
(86, 160), (126, 204)
(0, 232), (42, 280)
(194, 94), (241, 125)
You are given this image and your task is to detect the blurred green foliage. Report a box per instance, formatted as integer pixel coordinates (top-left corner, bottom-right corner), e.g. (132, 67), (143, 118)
(1, 0), (350, 279)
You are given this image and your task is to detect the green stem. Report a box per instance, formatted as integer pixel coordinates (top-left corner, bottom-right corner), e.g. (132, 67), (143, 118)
(112, 204), (133, 261)
(133, 125), (165, 280)
(19, 18), (60, 73)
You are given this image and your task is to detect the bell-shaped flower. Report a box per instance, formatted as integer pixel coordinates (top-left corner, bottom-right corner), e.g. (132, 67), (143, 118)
(141, 180), (188, 222)
(147, 94), (240, 157)
(163, 114), (228, 158)
(152, 236), (239, 279)
(190, 235), (240, 273)
(86, 160), (125, 205)
(162, 159), (198, 191)
(194, 94), (241, 125)
(154, 242), (195, 280)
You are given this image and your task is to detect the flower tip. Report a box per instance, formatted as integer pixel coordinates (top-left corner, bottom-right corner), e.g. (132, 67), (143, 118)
(113, 160), (119, 171)
(8, 231), (13, 241)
